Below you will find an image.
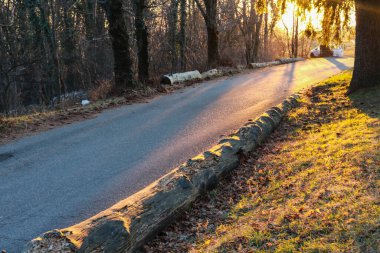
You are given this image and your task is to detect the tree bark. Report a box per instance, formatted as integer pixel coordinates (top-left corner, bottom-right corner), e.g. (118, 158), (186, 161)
(206, 25), (219, 67)
(102, 0), (134, 90)
(252, 13), (263, 63)
(195, 0), (220, 67)
(349, 0), (380, 92)
(291, 9), (299, 58)
(263, 8), (269, 60)
(168, 0), (179, 72)
(134, 0), (150, 83)
(179, 0), (187, 71)
(62, 2), (77, 92)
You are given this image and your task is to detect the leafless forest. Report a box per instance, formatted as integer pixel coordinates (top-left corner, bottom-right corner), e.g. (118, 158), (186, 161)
(0, 0), (351, 114)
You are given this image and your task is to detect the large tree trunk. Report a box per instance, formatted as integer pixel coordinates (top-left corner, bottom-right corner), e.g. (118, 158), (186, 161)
(102, 0), (134, 90)
(349, 0), (380, 92)
(206, 24), (219, 67)
(134, 0), (149, 83)
(206, 0), (219, 67)
(195, 0), (220, 67)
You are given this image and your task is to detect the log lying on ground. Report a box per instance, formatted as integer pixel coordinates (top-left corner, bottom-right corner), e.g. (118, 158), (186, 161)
(160, 71), (202, 85)
(201, 69), (222, 79)
(160, 58), (305, 85)
(249, 58), (305, 69)
(249, 61), (281, 69)
(277, 58), (304, 64)
(25, 93), (301, 253)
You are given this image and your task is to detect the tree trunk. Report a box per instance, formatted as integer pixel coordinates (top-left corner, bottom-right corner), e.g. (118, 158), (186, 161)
(293, 11), (299, 58)
(320, 45), (332, 57)
(102, 0), (134, 90)
(179, 0), (187, 71)
(168, 0), (179, 72)
(134, 0), (149, 83)
(349, 0), (380, 92)
(263, 10), (269, 60)
(205, 0), (220, 67)
(84, 0), (96, 39)
(206, 24), (219, 67)
(62, 3), (77, 92)
(195, 0), (220, 67)
(252, 13), (263, 63)
(48, 1), (62, 102)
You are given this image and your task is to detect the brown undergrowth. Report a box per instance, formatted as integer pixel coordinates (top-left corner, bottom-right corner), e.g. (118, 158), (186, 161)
(144, 70), (380, 253)
(0, 68), (243, 145)
(0, 90), (152, 145)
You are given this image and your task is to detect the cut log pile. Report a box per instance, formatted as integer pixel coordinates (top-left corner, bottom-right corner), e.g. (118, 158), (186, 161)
(249, 58), (304, 69)
(161, 58), (304, 85)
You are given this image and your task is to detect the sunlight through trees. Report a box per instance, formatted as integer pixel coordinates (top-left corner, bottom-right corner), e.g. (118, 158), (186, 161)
(0, 0), (376, 114)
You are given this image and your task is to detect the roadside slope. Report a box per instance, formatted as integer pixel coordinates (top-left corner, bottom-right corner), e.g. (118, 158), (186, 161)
(146, 71), (380, 252)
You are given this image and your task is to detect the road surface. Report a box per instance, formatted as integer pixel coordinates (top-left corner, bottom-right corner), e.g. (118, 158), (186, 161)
(0, 57), (353, 252)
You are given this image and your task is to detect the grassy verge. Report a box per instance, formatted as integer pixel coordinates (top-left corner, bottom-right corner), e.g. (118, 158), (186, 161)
(145, 70), (380, 253)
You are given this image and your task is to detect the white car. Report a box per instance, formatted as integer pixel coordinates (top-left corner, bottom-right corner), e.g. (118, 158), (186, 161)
(310, 46), (344, 58)
(332, 47), (344, 57)
(310, 47), (322, 57)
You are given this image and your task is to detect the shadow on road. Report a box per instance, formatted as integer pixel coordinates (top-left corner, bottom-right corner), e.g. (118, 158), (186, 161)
(326, 57), (352, 70)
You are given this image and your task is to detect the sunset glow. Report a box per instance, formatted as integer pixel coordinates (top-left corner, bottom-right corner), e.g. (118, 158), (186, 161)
(280, 2), (356, 31)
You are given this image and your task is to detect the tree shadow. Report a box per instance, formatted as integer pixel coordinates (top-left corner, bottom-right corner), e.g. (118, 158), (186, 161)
(325, 57), (351, 70)
(348, 85), (380, 120)
(281, 61), (297, 85)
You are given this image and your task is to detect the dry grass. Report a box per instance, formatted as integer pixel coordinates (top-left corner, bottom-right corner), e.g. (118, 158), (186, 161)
(88, 79), (114, 100)
(145, 70), (380, 253)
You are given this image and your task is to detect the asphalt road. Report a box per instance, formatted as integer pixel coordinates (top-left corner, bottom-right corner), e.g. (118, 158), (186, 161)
(0, 57), (354, 252)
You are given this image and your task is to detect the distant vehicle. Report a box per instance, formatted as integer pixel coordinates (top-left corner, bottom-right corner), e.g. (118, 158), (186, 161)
(332, 47), (344, 57)
(310, 46), (344, 58)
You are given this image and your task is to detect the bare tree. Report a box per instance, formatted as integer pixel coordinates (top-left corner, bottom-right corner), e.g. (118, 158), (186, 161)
(101, 0), (134, 90)
(239, 0), (264, 64)
(179, 0), (187, 70)
(168, 0), (179, 72)
(134, 0), (150, 83)
(194, 0), (220, 67)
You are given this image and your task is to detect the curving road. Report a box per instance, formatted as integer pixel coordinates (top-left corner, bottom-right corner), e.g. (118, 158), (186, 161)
(0, 57), (353, 252)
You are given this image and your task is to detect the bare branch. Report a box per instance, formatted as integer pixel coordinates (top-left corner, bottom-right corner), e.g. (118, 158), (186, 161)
(194, 0), (206, 19)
